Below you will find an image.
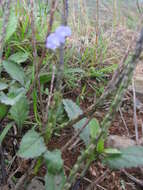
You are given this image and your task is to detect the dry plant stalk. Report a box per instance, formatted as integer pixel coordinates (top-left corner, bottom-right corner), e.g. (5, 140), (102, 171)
(55, 0), (68, 90)
(27, 0), (58, 98)
(29, 0), (45, 119)
(95, 0), (99, 46)
(0, 0), (11, 65)
(43, 65), (56, 126)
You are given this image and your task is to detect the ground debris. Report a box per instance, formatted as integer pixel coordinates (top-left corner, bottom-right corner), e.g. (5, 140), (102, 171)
(27, 177), (45, 190)
(106, 135), (136, 149)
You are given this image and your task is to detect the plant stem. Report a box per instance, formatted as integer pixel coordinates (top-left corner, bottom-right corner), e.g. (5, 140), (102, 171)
(56, 0), (69, 90)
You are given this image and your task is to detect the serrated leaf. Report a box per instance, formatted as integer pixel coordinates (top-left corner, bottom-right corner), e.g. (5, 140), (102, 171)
(63, 99), (82, 120)
(45, 171), (65, 190)
(63, 99), (90, 146)
(74, 118), (90, 146)
(18, 129), (47, 158)
(44, 150), (63, 174)
(0, 91), (24, 106)
(0, 123), (13, 144)
(103, 146), (143, 169)
(0, 82), (8, 91)
(89, 118), (101, 139)
(0, 103), (9, 120)
(5, 10), (18, 41)
(10, 96), (29, 128)
(3, 60), (25, 85)
(8, 52), (29, 64)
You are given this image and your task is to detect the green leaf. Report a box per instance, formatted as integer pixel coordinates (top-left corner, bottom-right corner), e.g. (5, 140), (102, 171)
(63, 99), (90, 146)
(5, 10), (18, 41)
(8, 52), (29, 64)
(64, 68), (85, 75)
(0, 65), (2, 74)
(40, 73), (52, 84)
(74, 118), (90, 146)
(0, 103), (9, 120)
(89, 118), (101, 139)
(18, 129), (47, 158)
(44, 150), (63, 174)
(63, 99), (82, 120)
(10, 96), (29, 128)
(0, 82), (8, 91)
(33, 89), (41, 125)
(45, 171), (65, 190)
(3, 60), (25, 85)
(0, 123), (13, 144)
(0, 91), (24, 106)
(0, 9), (18, 41)
(103, 146), (143, 169)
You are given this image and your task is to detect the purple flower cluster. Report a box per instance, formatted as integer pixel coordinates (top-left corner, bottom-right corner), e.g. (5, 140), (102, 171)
(46, 26), (72, 50)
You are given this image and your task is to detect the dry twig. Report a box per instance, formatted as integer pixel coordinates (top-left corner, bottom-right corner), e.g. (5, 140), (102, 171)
(132, 79), (139, 143)
(122, 169), (143, 187)
(43, 64), (56, 126)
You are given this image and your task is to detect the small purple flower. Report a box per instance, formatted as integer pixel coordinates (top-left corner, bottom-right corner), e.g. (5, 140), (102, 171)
(46, 25), (72, 50)
(46, 33), (60, 50)
(55, 26), (72, 43)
